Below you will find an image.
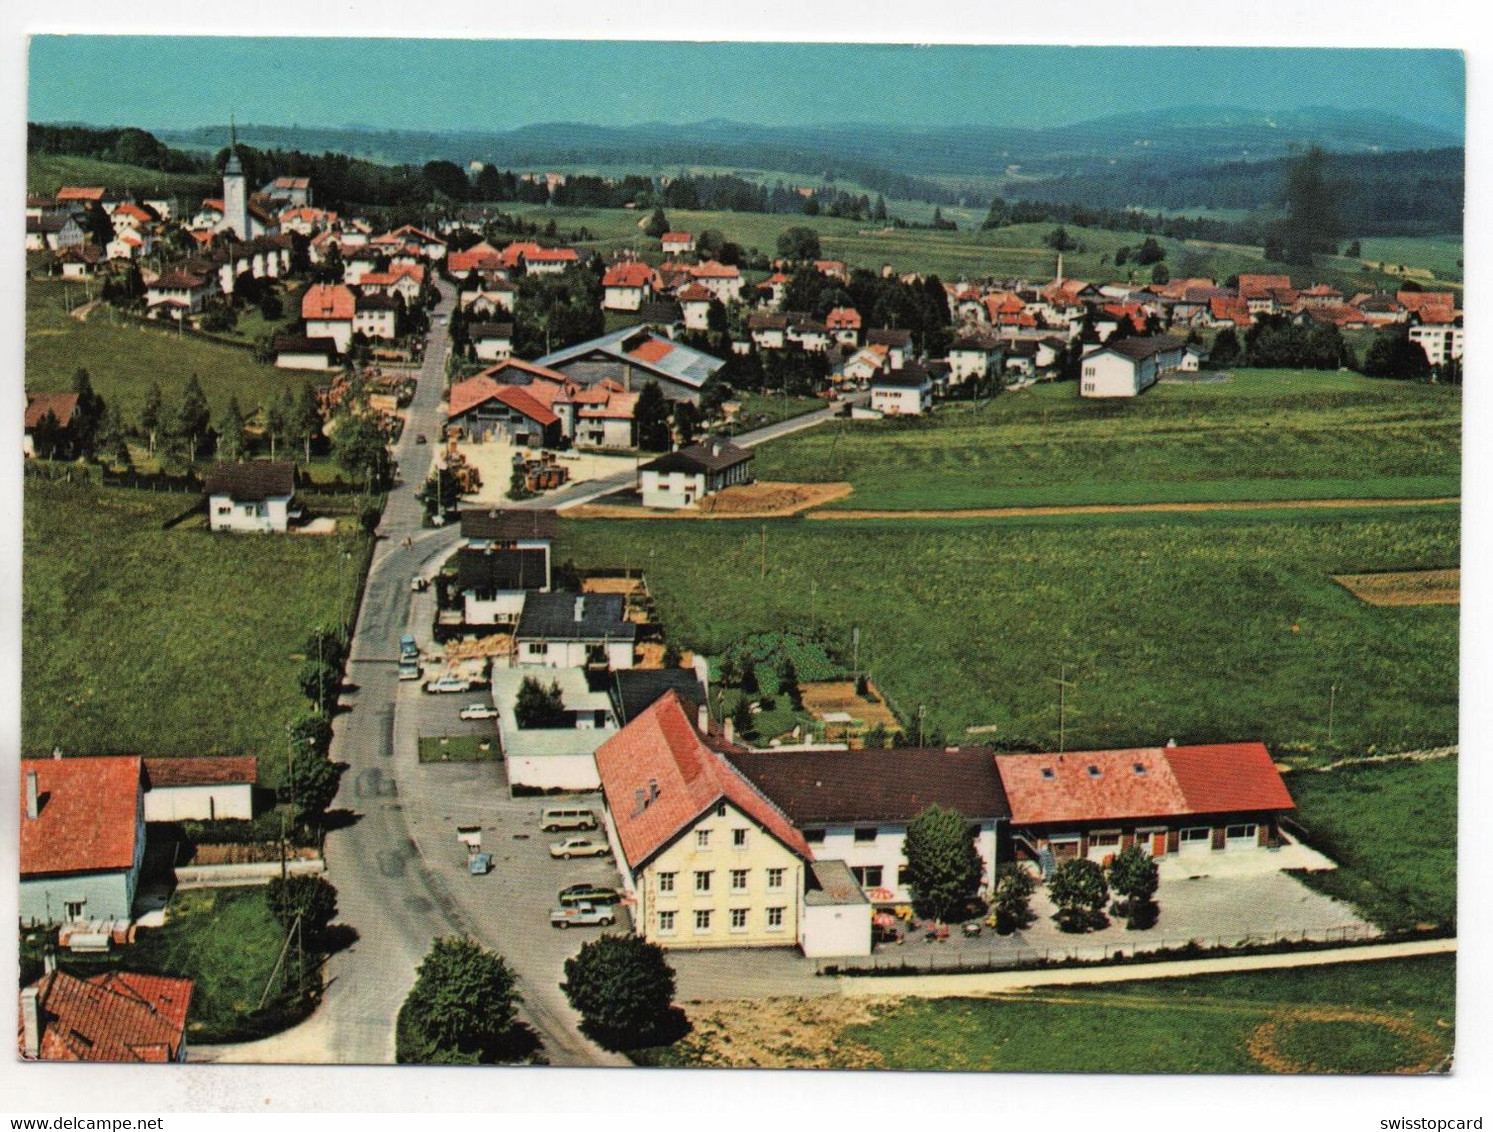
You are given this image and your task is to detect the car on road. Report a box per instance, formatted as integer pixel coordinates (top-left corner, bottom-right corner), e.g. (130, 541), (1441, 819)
(411, 575), (429, 593)
(549, 837), (611, 860)
(540, 806), (598, 832)
(415, 433), (427, 444)
(425, 674), (472, 694)
(550, 903), (615, 928)
(458, 702), (498, 720)
(558, 883), (622, 907)
(398, 663), (422, 681)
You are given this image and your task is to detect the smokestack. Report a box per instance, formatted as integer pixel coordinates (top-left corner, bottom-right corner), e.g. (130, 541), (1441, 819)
(20, 986), (41, 1058)
(25, 770), (39, 820)
(696, 704), (710, 735)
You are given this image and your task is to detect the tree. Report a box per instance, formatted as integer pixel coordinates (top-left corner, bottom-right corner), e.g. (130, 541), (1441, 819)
(731, 698), (754, 739)
(1044, 226), (1076, 253)
(332, 412), (393, 490)
(175, 375), (211, 460)
(902, 804), (983, 922)
(71, 368), (104, 458)
(1362, 325), (1432, 381)
(140, 382), (164, 456)
(397, 937), (521, 1064)
(991, 863), (1036, 934)
(643, 207), (670, 239)
(1135, 237), (1166, 266)
(1211, 327), (1242, 367)
(1343, 239), (1362, 258)
(1280, 146), (1342, 266)
(776, 653), (802, 709)
(561, 934), (677, 1049)
(264, 390), (290, 460)
(634, 381), (672, 452)
(873, 194), (888, 222)
(739, 660), (759, 695)
(1048, 858), (1109, 932)
(776, 226), (822, 262)
(1150, 263), (1170, 286)
(514, 676), (567, 728)
(670, 400), (702, 447)
(96, 402), (132, 469)
(298, 657), (341, 714)
(291, 383), (323, 463)
(266, 875), (338, 938)
(289, 746), (343, 828)
(217, 396), (248, 461)
(1106, 844), (1160, 929)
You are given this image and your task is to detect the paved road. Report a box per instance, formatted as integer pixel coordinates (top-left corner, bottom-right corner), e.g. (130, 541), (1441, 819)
(198, 308), (855, 1066)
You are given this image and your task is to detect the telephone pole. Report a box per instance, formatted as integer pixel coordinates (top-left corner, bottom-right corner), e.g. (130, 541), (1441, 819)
(759, 524), (767, 580)
(1327, 683), (1337, 744)
(1053, 664), (1075, 752)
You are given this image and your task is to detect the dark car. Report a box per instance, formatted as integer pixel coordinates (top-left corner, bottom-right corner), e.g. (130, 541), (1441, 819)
(415, 433), (427, 444)
(558, 883), (622, 907)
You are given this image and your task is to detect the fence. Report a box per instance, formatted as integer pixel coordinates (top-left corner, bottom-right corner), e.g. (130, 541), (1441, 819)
(814, 922), (1390, 978)
(107, 304), (261, 353)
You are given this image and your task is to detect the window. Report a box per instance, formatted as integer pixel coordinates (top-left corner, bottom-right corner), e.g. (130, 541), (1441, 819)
(850, 865), (883, 889)
(657, 871), (676, 894)
(853, 827), (878, 843)
(766, 907), (785, 931)
(694, 870), (712, 893)
(1083, 365), (1096, 377)
(657, 910), (676, 935)
(1040, 767), (1056, 780)
(1226, 823), (1258, 841)
(804, 829), (825, 843)
(526, 642), (547, 656)
(1090, 831), (1120, 848)
(716, 803), (728, 818)
(729, 908), (748, 933)
(732, 828), (748, 848)
(767, 867), (785, 890)
(694, 909), (712, 933)
(63, 900), (86, 921)
(1086, 765), (1102, 778)
(1180, 827), (1211, 843)
(729, 868), (748, 891)
(696, 829), (711, 849)
(897, 865), (911, 887)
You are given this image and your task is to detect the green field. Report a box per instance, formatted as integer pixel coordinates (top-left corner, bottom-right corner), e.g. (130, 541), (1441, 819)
(753, 369), (1460, 510)
(418, 735), (501, 762)
(1287, 757), (1457, 931)
(22, 480), (367, 781)
(26, 278), (313, 421)
(554, 508), (1457, 755)
(1357, 236), (1464, 284)
(729, 392), (824, 431)
(27, 153), (215, 199)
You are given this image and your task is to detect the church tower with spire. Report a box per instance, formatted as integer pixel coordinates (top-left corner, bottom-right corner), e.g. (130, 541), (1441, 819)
(222, 116), (250, 240)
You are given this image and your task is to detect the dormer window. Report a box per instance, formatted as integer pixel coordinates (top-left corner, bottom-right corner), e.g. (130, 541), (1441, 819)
(1133, 763), (1146, 775)
(1040, 768), (1056, 780)
(1087, 765), (1102, 778)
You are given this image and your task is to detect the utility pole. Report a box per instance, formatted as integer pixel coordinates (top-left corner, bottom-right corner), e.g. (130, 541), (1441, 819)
(1053, 664), (1075, 752)
(1327, 682), (1337, 745)
(759, 524), (767, 580)
(851, 626), (860, 686)
(917, 703), (926, 747)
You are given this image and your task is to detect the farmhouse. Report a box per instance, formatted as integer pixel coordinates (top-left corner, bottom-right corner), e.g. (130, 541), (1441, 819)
(638, 437), (754, 509)
(19, 757), (146, 928)
(995, 742), (1296, 874)
(728, 746), (1009, 905)
(660, 232), (695, 255)
(490, 667), (619, 792)
(1079, 335), (1185, 398)
(301, 283), (356, 353)
(594, 692), (814, 952)
(142, 757), (257, 822)
(145, 270), (213, 317)
(23, 392), (80, 458)
(20, 969), (193, 1063)
(203, 461), (298, 533)
(536, 326), (724, 406)
(514, 592), (637, 670)
(468, 321), (515, 362)
(446, 375), (561, 447)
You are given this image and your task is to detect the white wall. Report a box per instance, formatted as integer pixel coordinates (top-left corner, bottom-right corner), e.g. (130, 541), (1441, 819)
(800, 901), (872, 957)
(641, 469), (707, 509)
(144, 783), (254, 823)
(208, 494), (291, 533)
(811, 820), (999, 903)
(463, 591), (526, 626)
(505, 753), (602, 791)
(513, 639), (634, 670)
(870, 385), (929, 416)
(306, 318), (352, 353)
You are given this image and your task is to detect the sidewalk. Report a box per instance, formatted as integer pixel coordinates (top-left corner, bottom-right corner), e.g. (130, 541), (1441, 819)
(834, 936), (1456, 997)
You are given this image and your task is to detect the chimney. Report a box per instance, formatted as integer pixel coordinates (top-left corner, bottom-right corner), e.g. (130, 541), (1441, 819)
(724, 718), (735, 745)
(25, 770), (39, 820)
(622, 363), (632, 393)
(633, 788), (647, 816)
(20, 986), (41, 1058)
(573, 596), (585, 623)
(649, 778), (660, 802)
(696, 703), (710, 735)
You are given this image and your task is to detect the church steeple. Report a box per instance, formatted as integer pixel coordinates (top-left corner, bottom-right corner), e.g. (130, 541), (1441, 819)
(225, 113), (242, 175)
(221, 112), (249, 238)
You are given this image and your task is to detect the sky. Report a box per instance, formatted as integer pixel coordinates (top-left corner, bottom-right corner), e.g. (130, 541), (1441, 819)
(27, 38), (1465, 136)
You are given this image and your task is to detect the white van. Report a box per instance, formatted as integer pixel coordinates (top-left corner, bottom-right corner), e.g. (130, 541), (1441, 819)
(540, 806), (597, 833)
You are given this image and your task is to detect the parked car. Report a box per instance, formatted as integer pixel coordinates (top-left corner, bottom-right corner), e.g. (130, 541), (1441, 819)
(415, 434), (427, 444)
(558, 883), (622, 907)
(550, 903), (615, 929)
(469, 852), (493, 875)
(549, 837), (610, 860)
(540, 806), (597, 832)
(458, 702), (498, 721)
(425, 674), (472, 694)
(398, 663), (421, 681)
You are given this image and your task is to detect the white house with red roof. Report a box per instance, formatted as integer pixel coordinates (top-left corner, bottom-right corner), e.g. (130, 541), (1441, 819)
(689, 260), (744, 303)
(522, 246), (580, 275)
(825, 307), (862, 348)
(660, 232), (695, 255)
(677, 283), (714, 332)
(602, 260), (659, 311)
(19, 757), (147, 928)
(302, 283), (356, 353)
(20, 969), (193, 1062)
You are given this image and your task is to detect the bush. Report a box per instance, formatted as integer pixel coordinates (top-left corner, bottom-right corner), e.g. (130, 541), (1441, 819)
(561, 934), (678, 1050)
(397, 937), (521, 1064)
(1048, 858), (1110, 933)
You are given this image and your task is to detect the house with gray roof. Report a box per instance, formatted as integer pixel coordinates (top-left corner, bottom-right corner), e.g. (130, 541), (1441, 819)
(514, 592), (636, 670)
(490, 667), (618, 791)
(535, 326), (723, 405)
(638, 437), (754, 509)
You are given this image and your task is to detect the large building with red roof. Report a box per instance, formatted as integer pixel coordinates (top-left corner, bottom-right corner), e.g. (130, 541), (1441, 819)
(20, 969), (192, 1062)
(20, 756), (146, 928)
(995, 742), (1295, 870)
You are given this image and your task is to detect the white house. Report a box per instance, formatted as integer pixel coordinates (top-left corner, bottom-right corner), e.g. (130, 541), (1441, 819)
(866, 328), (911, 370)
(456, 544), (551, 627)
(602, 261), (658, 311)
(145, 270), (213, 316)
(20, 757), (147, 928)
(204, 462), (298, 533)
(469, 322), (515, 362)
(870, 364), (933, 416)
(691, 261), (744, 303)
(302, 283), (355, 354)
(353, 294), (399, 340)
(1079, 335), (1185, 398)
(490, 666), (619, 791)
(273, 335), (340, 371)
(677, 283), (714, 332)
(661, 232), (695, 256)
(748, 314), (788, 350)
(947, 333), (1003, 384)
(142, 757), (257, 822)
(1409, 321), (1464, 368)
(638, 437), (755, 510)
(514, 592), (637, 671)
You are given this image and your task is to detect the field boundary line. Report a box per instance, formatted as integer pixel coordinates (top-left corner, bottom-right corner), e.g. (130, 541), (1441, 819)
(805, 496), (1460, 521)
(834, 937), (1456, 997)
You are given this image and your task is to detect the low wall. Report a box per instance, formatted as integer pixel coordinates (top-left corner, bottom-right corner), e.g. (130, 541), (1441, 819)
(173, 857), (325, 889)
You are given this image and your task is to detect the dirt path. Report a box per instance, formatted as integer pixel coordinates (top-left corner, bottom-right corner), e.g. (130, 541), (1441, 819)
(1313, 746), (1458, 773)
(568, 481), (853, 520)
(806, 496), (1460, 522)
(69, 300), (100, 322)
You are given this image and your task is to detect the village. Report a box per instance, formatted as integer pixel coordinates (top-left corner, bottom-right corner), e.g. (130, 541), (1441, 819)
(19, 106), (1462, 1075)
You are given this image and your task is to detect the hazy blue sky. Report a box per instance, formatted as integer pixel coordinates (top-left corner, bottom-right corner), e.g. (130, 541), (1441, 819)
(28, 38), (1464, 134)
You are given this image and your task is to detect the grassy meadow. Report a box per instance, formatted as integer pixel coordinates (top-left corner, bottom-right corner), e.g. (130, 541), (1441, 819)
(555, 507), (1458, 755)
(27, 153), (215, 200)
(753, 369), (1460, 510)
(22, 480), (366, 780)
(26, 277), (314, 421)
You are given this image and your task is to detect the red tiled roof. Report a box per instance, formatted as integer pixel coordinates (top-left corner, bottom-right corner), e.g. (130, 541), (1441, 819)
(627, 338), (674, 365)
(996, 742), (1292, 825)
(603, 261), (657, 289)
(56, 186), (105, 202)
(301, 283), (355, 321)
(1210, 296), (1252, 325)
(826, 307), (861, 329)
(446, 377), (558, 426)
(499, 241), (545, 269)
(523, 247), (579, 263)
(1396, 291), (1456, 313)
(1238, 273), (1293, 298)
(25, 392), (80, 430)
(474, 357), (570, 387)
(594, 692), (811, 870)
(21, 970), (192, 1062)
(19, 757), (142, 877)
(661, 232), (692, 242)
(143, 756), (257, 789)
(676, 283), (713, 303)
(691, 260), (739, 279)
